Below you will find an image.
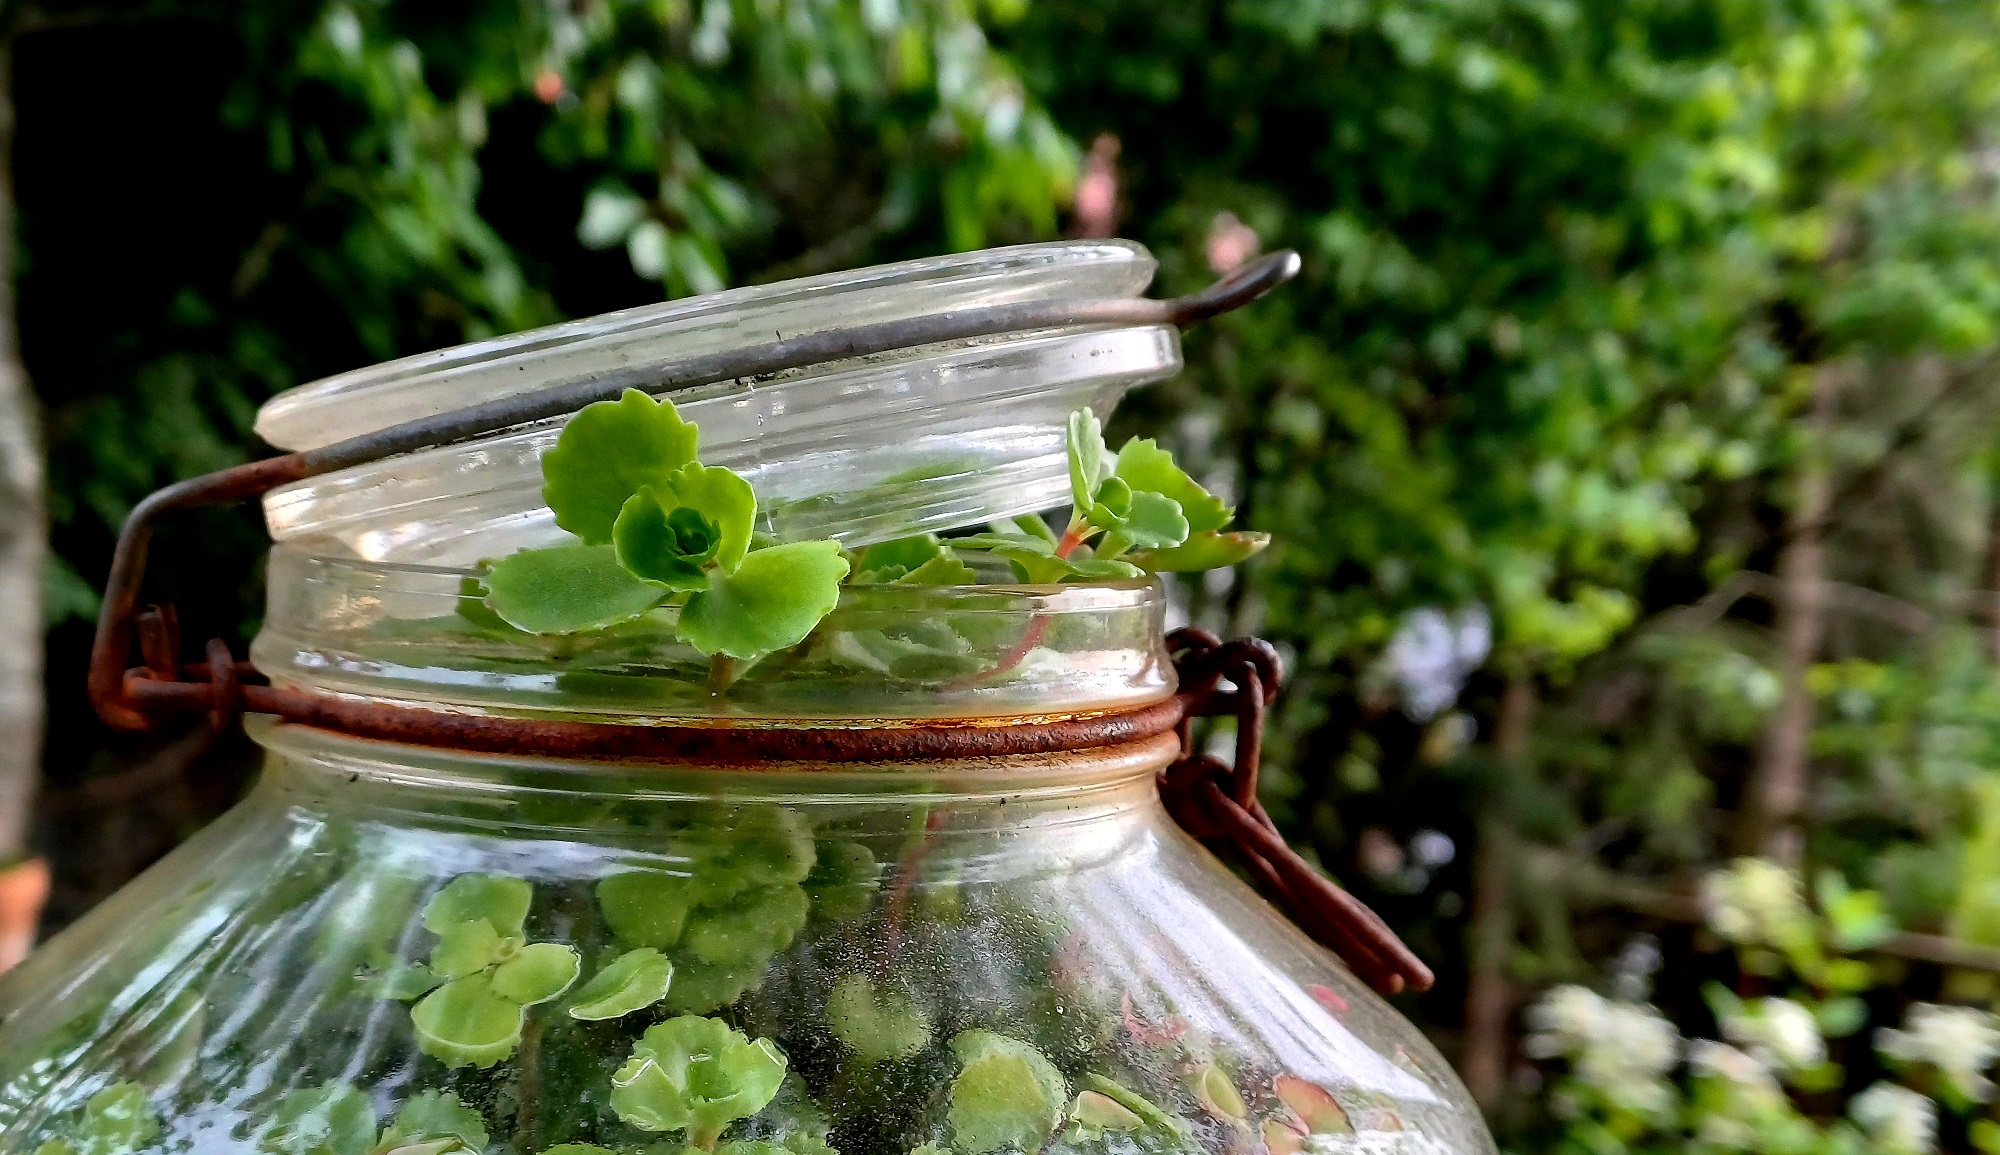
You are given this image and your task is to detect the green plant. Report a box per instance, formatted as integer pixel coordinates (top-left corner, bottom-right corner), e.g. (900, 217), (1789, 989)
(481, 390), (850, 658)
(403, 874), (581, 1068)
(474, 396), (1261, 695)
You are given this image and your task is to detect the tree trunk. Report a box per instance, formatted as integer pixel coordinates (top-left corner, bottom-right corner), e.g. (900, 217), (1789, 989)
(1735, 365), (1837, 865)
(1460, 675), (1534, 1111)
(0, 33), (47, 971)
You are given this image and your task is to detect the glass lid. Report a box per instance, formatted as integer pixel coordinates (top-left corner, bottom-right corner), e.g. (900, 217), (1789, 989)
(255, 241), (1156, 450)
(263, 324), (1178, 565)
(253, 242), (1175, 561)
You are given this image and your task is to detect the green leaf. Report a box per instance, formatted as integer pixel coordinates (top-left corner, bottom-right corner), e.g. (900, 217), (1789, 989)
(410, 974), (527, 1070)
(1069, 1092), (1142, 1135)
(543, 389), (700, 544)
(1089, 475), (1133, 522)
(855, 535), (946, 582)
(430, 920), (513, 980)
(804, 841), (880, 921)
(598, 872), (695, 948)
(827, 974), (932, 1063)
(569, 948), (675, 1020)
(947, 1030), (1068, 1155)
(998, 514), (1059, 546)
(1127, 530), (1270, 573)
(483, 545), (667, 634)
(1066, 409), (1111, 508)
(681, 885), (809, 966)
(898, 553), (976, 585)
(610, 1016), (788, 1140)
(1114, 438), (1232, 532)
(55, 1083), (160, 1155)
(612, 463), (757, 585)
(613, 489), (723, 590)
(1187, 1064), (1245, 1122)
(423, 874), (532, 938)
(262, 1085), (376, 1155)
(950, 532), (1142, 583)
(489, 942), (581, 1004)
(1816, 994), (1870, 1038)
(368, 962), (442, 1002)
(378, 1092), (488, 1154)
(679, 541), (850, 658)
(455, 575), (523, 636)
(951, 532), (1055, 557)
(1080, 1076), (1190, 1139)
(1105, 491), (1189, 550)
(1063, 558), (1146, 581)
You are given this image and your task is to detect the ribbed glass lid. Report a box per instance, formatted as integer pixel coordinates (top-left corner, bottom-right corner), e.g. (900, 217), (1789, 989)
(253, 241), (1177, 562)
(255, 241), (1156, 451)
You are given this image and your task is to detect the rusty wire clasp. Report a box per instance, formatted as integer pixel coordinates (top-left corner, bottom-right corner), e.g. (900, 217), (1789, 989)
(1161, 628), (1435, 996)
(88, 250), (1302, 731)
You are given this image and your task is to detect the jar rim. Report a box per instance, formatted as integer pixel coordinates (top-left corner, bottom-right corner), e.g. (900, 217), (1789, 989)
(253, 544), (1178, 724)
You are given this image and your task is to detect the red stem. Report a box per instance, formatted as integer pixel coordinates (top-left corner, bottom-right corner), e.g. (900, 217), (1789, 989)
(940, 521), (1086, 691)
(879, 806), (951, 967)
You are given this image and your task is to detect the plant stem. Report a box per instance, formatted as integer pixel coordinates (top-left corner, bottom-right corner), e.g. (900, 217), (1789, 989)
(1055, 523), (1092, 559)
(707, 653), (738, 695)
(879, 805), (951, 968)
(518, 1013), (544, 1151)
(940, 520), (1086, 690)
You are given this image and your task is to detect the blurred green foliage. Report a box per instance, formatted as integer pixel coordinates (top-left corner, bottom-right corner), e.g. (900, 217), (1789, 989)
(29, 0), (2000, 1148)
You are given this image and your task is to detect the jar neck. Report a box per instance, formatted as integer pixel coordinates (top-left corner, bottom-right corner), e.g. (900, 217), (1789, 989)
(248, 719), (1180, 837)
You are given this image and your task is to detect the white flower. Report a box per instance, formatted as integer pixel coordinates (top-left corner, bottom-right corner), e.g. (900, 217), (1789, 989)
(1850, 1082), (1937, 1155)
(1877, 1003), (2000, 1102)
(1700, 857), (1812, 947)
(1523, 984), (1679, 1117)
(1688, 1040), (1781, 1094)
(1687, 1041), (1789, 1151)
(1379, 605), (1491, 721)
(1721, 997), (1826, 1070)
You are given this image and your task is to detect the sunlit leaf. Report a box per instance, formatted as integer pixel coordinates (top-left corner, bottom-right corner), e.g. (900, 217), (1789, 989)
(430, 920), (513, 981)
(542, 389), (700, 544)
(1114, 437), (1232, 532)
(610, 1016), (788, 1141)
(411, 974), (526, 1070)
(422, 874), (532, 938)
(1127, 530), (1269, 572)
(569, 948), (675, 1021)
(827, 974), (932, 1063)
(598, 871), (695, 948)
(1066, 408), (1111, 506)
(1069, 1091), (1142, 1134)
(482, 545), (668, 634)
(261, 1085), (375, 1155)
(947, 1030), (1067, 1154)
(377, 1091), (488, 1154)
(488, 942), (580, 1004)
(679, 541), (850, 658)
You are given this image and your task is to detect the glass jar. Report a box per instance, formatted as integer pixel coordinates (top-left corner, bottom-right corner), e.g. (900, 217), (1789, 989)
(0, 713), (1488, 1155)
(24, 241), (1493, 1155)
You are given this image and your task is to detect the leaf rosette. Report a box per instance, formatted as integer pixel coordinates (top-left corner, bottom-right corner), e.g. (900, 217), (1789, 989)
(610, 1015), (789, 1148)
(403, 873), (579, 1069)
